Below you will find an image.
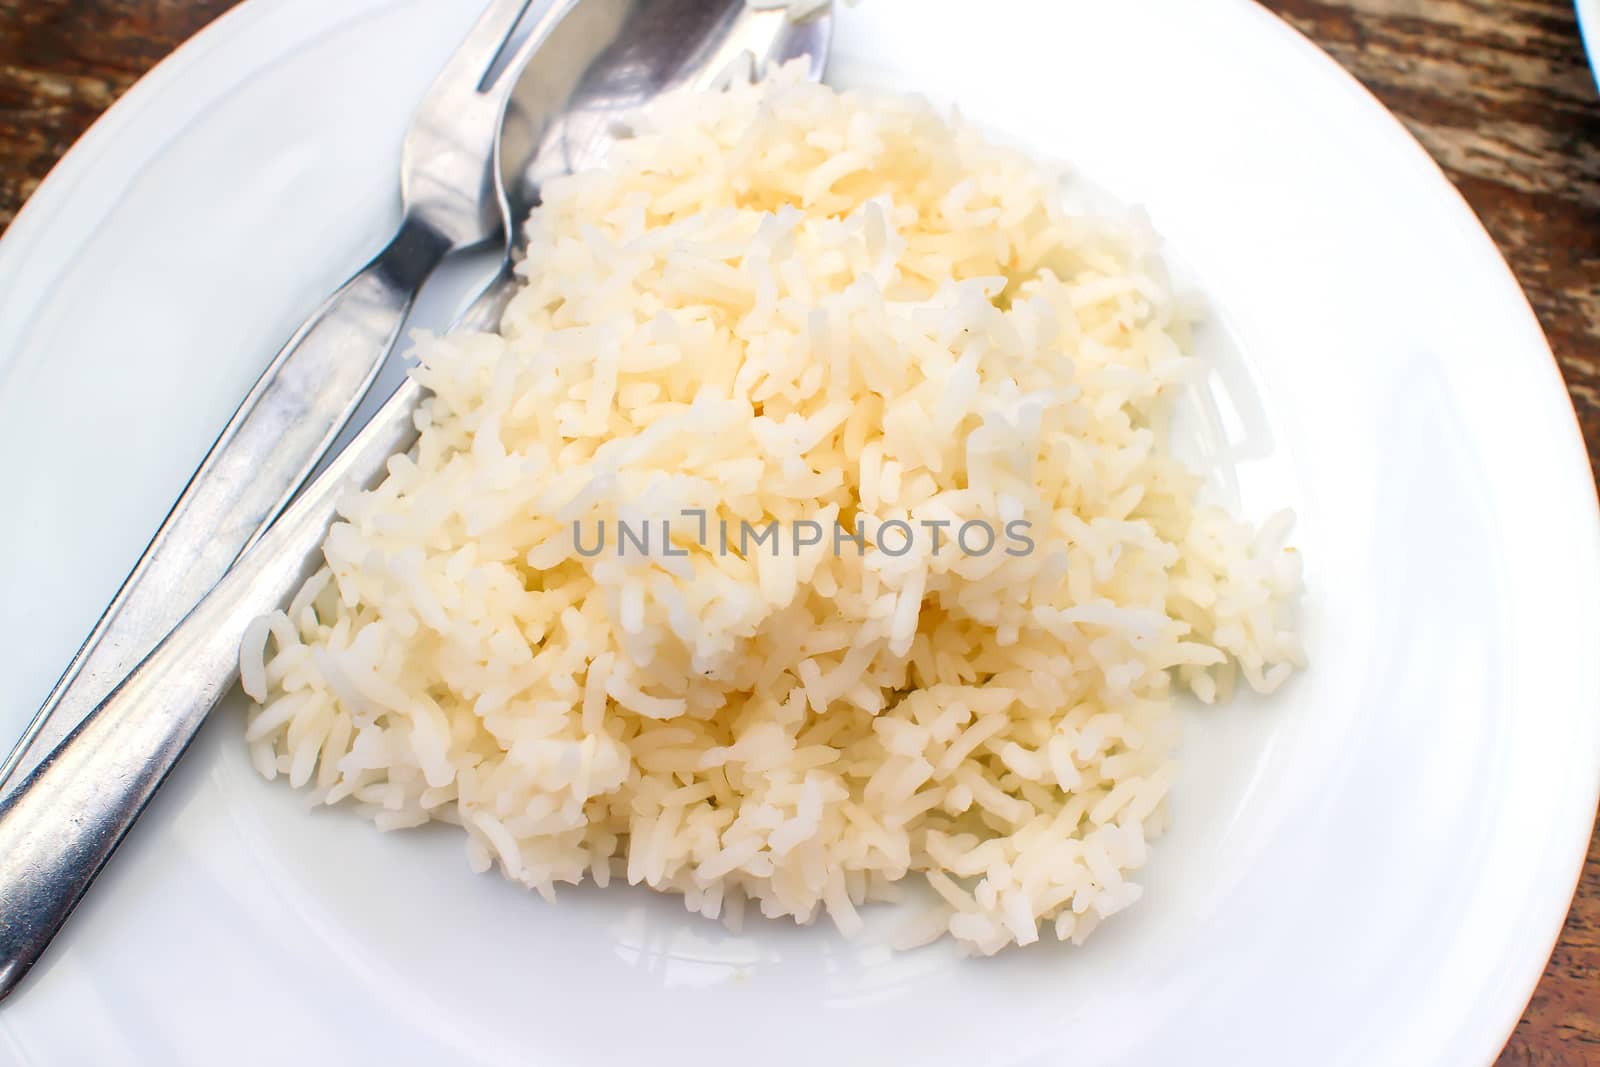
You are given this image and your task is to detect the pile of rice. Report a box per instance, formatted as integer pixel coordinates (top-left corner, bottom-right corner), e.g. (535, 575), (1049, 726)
(241, 71), (1304, 954)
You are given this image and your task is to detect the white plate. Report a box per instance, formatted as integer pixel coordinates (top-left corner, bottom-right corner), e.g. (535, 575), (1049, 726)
(2, 1), (1597, 1063)
(1581, 0), (1600, 90)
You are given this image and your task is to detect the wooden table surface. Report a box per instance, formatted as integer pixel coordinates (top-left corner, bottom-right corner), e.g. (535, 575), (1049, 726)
(1, 0), (1597, 1061)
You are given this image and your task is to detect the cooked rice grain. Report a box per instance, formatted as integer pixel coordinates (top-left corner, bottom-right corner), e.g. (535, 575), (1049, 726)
(242, 70), (1304, 954)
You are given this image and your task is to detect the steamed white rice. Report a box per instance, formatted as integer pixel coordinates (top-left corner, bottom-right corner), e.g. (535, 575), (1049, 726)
(241, 70), (1304, 954)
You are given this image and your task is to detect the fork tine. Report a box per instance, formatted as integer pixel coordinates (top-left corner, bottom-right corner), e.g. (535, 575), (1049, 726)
(424, 0), (535, 102)
(401, 0), (583, 243)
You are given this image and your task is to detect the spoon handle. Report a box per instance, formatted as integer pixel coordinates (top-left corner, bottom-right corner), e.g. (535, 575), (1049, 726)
(0, 218), (450, 802)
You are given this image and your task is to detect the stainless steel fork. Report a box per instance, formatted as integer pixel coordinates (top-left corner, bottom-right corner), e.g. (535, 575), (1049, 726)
(0, 0), (547, 802)
(0, 0), (832, 1005)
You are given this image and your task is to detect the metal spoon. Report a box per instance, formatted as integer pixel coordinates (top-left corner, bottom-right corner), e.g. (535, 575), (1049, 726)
(469, 0), (831, 326)
(0, 0), (538, 801)
(0, 0), (831, 1002)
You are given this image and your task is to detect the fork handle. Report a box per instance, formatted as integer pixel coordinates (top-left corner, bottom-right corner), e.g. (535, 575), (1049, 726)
(0, 369), (426, 1003)
(0, 264), (519, 1003)
(0, 215), (453, 803)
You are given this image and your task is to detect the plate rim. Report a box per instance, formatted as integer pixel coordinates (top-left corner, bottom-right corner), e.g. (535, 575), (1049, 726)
(1245, 4), (1600, 1056)
(1580, 0), (1600, 92)
(0, 1), (269, 291)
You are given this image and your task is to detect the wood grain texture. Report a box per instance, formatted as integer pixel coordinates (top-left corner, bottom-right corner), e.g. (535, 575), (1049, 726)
(0, 1), (236, 228)
(0, 0), (1597, 1061)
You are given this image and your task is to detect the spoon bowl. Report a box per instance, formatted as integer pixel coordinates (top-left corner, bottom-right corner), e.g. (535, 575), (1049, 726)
(494, 0), (833, 259)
